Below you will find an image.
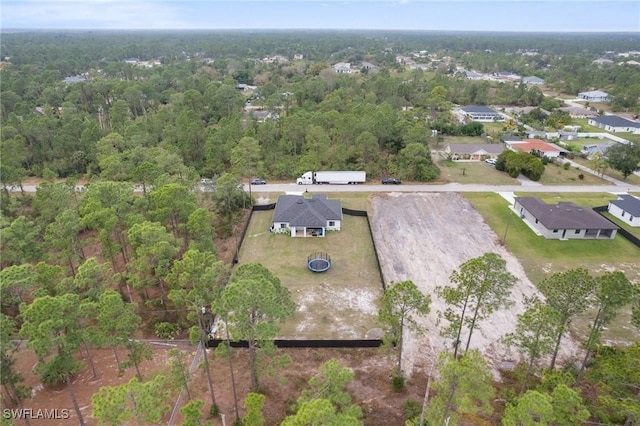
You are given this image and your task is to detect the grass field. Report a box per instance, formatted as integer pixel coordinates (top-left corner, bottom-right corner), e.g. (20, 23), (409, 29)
(238, 194), (383, 339)
(436, 159), (519, 185)
(464, 191), (640, 345)
(571, 157), (640, 186)
(464, 192), (640, 284)
(538, 161), (611, 185)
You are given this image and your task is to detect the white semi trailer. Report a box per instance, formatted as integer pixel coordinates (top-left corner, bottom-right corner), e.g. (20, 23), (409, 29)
(296, 171), (366, 185)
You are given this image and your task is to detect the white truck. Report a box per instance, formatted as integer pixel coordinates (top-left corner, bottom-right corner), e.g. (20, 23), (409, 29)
(296, 171), (366, 185)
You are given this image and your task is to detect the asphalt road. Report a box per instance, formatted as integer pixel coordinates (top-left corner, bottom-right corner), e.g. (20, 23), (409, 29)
(6, 182), (640, 194)
(247, 182), (640, 194)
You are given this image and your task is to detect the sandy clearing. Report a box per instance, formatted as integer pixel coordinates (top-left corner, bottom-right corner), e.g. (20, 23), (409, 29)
(370, 192), (583, 376)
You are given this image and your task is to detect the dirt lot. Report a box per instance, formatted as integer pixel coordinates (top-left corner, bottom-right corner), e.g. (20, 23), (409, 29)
(369, 192), (583, 376)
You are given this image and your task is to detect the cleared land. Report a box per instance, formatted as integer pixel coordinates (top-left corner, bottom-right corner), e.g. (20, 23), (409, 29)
(369, 192), (582, 376)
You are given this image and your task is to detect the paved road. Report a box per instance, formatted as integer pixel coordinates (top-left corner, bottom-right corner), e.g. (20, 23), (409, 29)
(248, 183), (640, 194)
(6, 182), (640, 195)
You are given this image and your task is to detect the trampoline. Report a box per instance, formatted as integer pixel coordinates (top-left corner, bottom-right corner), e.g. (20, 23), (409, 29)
(307, 252), (331, 272)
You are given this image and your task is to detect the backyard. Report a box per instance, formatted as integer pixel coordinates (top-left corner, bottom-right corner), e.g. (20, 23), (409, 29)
(238, 193), (384, 339)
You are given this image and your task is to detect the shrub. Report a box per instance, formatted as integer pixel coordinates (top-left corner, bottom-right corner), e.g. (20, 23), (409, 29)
(392, 374), (405, 392)
(403, 398), (422, 421)
(563, 162), (571, 170)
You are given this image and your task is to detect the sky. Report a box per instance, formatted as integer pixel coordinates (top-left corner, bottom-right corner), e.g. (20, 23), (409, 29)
(1, 0), (639, 32)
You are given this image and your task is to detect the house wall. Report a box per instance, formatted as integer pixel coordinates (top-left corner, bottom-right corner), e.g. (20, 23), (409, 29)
(326, 220), (341, 231)
(608, 203), (640, 227)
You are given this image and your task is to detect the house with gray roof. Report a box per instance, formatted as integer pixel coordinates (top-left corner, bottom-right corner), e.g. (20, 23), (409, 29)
(514, 197), (618, 240)
(578, 90), (610, 102)
(558, 106), (598, 119)
(581, 142), (614, 159)
(522, 76), (545, 85)
(588, 115), (640, 134)
(608, 194), (640, 227)
(459, 106), (502, 122)
(445, 143), (504, 161)
(272, 194), (342, 237)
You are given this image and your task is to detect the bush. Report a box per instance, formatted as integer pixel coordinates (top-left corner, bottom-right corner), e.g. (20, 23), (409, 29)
(392, 374), (405, 392)
(563, 162), (571, 170)
(403, 398), (422, 421)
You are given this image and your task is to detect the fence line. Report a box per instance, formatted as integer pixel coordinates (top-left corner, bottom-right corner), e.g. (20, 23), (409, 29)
(592, 206), (640, 248)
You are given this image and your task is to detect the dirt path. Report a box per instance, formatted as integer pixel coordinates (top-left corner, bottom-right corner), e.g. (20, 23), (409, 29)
(370, 192), (583, 376)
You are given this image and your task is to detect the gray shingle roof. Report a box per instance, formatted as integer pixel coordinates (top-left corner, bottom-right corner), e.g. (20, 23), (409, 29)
(461, 105), (498, 114)
(516, 197), (618, 230)
(591, 115), (640, 128)
(609, 195), (640, 216)
(273, 194), (342, 226)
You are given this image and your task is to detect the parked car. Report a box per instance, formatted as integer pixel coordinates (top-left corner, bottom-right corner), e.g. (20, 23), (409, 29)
(381, 177), (402, 184)
(250, 178), (267, 185)
(485, 158), (497, 165)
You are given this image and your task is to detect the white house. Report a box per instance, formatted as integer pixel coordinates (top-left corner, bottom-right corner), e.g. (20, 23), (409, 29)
(459, 106), (502, 122)
(506, 139), (570, 159)
(608, 195), (640, 227)
(333, 62), (352, 73)
(578, 90), (610, 102)
(588, 115), (640, 134)
(514, 197), (618, 240)
(522, 76), (545, 85)
(272, 194), (342, 237)
(445, 143), (504, 160)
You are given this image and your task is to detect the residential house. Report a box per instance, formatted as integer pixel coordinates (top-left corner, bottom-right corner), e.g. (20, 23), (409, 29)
(558, 106), (598, 119)
(514, 197), (618, 239)
(333, 62), (352, 74)
(506, 138), (570, 159)
(581, 142), (614, 159)
(272, 194), (342, 237)
(588, 115), (640, 134)
(445, 143), (504, 160)
(459, 106), (502, 122)
(522, 76), (545, 85)
(608, 195), (640, 227)
(578, 90), (610, 102)
(293, 53), (304, 60)
(247, 110), (278, 122)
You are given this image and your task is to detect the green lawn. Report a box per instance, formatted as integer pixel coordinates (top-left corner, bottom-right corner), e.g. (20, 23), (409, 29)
(464, 192), (640, 285)
(464, 192), (640, 345)
(437, 160), (519, 185)
(571, 157), (640, 186)
(238, 195), (383, 339)
(538, 162), (611, 186)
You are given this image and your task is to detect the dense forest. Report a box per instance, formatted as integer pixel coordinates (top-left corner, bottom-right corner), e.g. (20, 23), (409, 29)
(1, 31), (640, 425)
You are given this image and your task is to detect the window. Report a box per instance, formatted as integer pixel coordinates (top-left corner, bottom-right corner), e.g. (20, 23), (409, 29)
(280, 224), (286, 229)
(535, 219), (538, 224)
(575, 230), (580, 234)
(553, 229), (558, 233)
(328, 221), (335, 227)
(622, 211), (625, 217)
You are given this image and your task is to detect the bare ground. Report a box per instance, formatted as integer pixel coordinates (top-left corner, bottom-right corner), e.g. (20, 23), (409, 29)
(369, 192), (583, 377)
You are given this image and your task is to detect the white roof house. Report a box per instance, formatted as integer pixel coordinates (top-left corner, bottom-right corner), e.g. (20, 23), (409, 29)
(333, 62), (352, 73)
(522, 76), (545, 85)
(459, 106), (502, 122)
(578, 90), (610, 102)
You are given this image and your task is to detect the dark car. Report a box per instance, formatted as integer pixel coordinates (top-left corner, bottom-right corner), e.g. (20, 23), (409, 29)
(250, 178), (267, 185)
(381, 177), (402, 184)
